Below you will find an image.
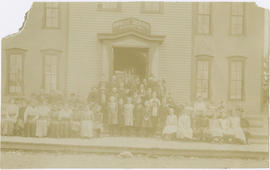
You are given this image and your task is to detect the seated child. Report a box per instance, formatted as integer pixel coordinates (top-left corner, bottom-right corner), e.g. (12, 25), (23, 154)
(162, 108), (177, 140)
(177, 106), (193, 140)
(208, 111), (223, 143)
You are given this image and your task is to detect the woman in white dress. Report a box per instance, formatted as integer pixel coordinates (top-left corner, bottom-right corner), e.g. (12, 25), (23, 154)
(36, 100), (50, 137)
(177, 106), (193, 140)
(80, 104), (94, 138)
(162, 108), (177, 140)
(230, 109), (246, 144)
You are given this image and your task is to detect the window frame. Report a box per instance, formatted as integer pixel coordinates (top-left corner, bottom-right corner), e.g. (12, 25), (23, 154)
(196, 2), (212, 35)
(6, 48), (26, 96)
(227, 56), (247, 101)
(97, 2), (122, 12)
(229, 2), (245, 36)
(43, 2), (60, 29)
(195, 55), (213, 100)
(41, 49), (61, 92)
(140, 2), (164, 14)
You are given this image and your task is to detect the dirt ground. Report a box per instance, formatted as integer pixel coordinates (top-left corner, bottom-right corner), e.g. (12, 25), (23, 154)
(1, 150), (268, 168)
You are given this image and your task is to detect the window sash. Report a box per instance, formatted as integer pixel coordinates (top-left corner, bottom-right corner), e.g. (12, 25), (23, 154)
(229, 60), (244, 100)
(196, 60), (210, 99)
(45, 3), (59, 28)
(44, 55), (58, 92)
(141, 2), (163, 13)
(8, 54), (23, 94)
(198, 3), (210, 15)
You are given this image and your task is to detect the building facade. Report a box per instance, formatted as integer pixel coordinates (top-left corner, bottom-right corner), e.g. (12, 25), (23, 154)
(2, 2), (267, 114)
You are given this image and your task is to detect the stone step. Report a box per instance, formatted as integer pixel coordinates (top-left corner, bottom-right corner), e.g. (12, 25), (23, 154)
(248, 137), (268, 144)
(249, 127), (269, 136)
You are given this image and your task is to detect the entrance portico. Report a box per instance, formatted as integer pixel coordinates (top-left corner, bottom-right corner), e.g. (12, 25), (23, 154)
(97, 18), (165, 80)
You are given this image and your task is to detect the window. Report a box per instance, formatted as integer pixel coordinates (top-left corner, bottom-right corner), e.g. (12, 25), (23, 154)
(230, 2), (245, 35)
(228, 57), (246, 100)
(41, 50), (60, 92)
(197, 3), (211, 34)
(141, 2), (164, 14)
(97, 2), (121, 12)
(195, 56), (212, 99)
(6, 49), (26, 95)
(44, 2), (59, 28)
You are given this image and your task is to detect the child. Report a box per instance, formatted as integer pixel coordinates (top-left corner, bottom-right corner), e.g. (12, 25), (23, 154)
(123, 97), (134, 136)
(208, 111), (223, 143)
(93, 104), (103, 137)
(219, 110), (234, 143)
(80, 104), (94, 138)
(149, 92), (160, 136)
(177, 106), (193, 140)
(162, 108), (177, 140)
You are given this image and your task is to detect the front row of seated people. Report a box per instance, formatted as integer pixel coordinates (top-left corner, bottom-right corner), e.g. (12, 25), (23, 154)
(162, 100), (249, 144)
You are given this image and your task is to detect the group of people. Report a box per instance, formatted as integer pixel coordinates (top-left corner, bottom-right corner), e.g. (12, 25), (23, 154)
(1, 71), (250, 144)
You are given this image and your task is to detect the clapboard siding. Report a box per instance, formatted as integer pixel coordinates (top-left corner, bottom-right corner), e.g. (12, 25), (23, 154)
(67, 2), (193, 102)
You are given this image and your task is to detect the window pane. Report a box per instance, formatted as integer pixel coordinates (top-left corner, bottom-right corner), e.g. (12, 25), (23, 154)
(198, 15), (210, 34)
(44, 55), (58, 92)
(102, 2), (118, 9)
(8, 54), (23, 94)
(197, 60), (209, 98)
(232, 2), (244, 16)
(230, 61), (243, 99)
(231, 16), (243, 35)
(144, 2), (160, 11)
(46, 2), (58, 8)
(198, 3), (210, 15)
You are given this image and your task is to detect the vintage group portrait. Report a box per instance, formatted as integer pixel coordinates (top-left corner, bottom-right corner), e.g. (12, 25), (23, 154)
(0, 1), (269, 168)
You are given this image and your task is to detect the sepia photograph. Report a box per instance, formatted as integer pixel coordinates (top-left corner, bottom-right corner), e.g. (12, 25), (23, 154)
(0, 1), (269, 168)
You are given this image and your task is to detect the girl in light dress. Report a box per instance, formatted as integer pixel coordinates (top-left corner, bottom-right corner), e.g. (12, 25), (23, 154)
(208, 111), (223, 142)
(80, 104), (94, 138)
(162, 108), (177, 140)
(219, 110), (234, 143)
(177, 106), (193, 140)
(36, 100), (50, 137)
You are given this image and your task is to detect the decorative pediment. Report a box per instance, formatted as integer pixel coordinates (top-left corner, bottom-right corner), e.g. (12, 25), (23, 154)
(97, 17), (165, 44)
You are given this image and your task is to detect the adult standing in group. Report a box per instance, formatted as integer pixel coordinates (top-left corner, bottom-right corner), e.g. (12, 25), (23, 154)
(123, 97), (134, 135)
(149, 92), (160, 136)
(107, 96), (118, 136)
(24, 101), (38, 137)
(59, 103), (72, 138)
(36, 100), (50, 137)
(133, 97), (144, 136)
(5, 98), (19, 136)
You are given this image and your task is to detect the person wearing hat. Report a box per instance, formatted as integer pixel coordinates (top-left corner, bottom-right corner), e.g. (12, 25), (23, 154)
(177, 106), (193, 140)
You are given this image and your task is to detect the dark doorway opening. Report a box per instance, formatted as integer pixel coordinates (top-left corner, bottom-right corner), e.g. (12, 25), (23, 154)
(113, 47), (149, 79)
